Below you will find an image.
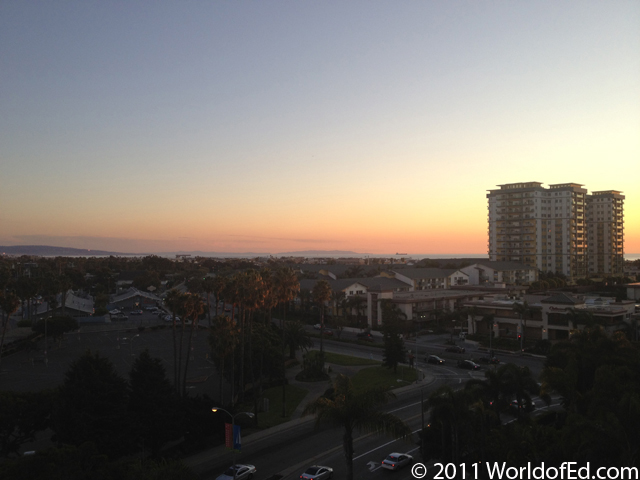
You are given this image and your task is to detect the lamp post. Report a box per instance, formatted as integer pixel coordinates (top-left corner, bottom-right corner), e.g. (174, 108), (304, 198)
(212, 408), (255, 479)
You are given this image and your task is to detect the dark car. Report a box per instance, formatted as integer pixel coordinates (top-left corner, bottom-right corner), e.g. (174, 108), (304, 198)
(445, 345), (466, 354)
(322, 329), (334, 336)
(477, 356), (500, 365)
(509, 399), (536, 413)
(356, 332), (373, 341)
(426, 355), (445, 365)
(457, 360), (481, 370)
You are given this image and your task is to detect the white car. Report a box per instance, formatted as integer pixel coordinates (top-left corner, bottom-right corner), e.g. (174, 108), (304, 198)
(215, 464), (256, 480)
(381, 452), (413, 471)
(164, 315), (180, 323)
(300, 465), (333, 479)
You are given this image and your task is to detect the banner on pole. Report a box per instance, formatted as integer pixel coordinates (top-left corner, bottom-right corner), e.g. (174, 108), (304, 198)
(224, 423), (232, 448)
(233, 425), (241, 451)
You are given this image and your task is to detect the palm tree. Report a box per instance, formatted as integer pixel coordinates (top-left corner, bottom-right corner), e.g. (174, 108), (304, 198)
(312, 280), (332, 368)
(165, 288), (186, 393)
(425, 385), (477, 463)
(303, 374), (411, 480)
(284, 321), (313, 359)
(0, 292), (20, 366)
(211, 276), (226, 317)
(202, 277), (215, 326)
(513, 301), (532, 350)
(274, 267), (300, 417)
(209, 315), (240, 405)
(181, 292), (204, 396)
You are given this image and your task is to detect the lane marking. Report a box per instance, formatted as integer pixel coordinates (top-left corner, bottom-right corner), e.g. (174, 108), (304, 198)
(353, 428), (421, 461)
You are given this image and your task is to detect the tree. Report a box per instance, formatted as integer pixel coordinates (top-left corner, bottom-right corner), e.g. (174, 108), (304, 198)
(303, 374), (411, 480)
(380, 300), (407, 373)
(181, 292), (204, 397)
(165, 288), (187, 393)
(0, 292), (20, 367)
(274, 267), (300, 417)
(0, 390), (54, 458)
(32, 316), (78, 346)
(129, 350), (183, 457)
(208, 315), (240, 405)
(312, 280), (332, 369)
(284, 321), (313, 359)
(52, 350), (134, 459)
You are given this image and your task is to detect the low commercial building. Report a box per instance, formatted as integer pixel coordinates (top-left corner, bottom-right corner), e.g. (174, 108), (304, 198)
(463, 293), (635, 342)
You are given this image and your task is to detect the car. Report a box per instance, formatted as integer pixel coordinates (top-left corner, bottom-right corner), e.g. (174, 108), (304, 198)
(144, 306), (155, 311)
(356, 332), (373, 341)
(426, 355), (445, 365)
(381, 452), (413, 471)
(109, 309), (121, 315)
(477, 356), (500, 365)
(459, 332), (468, 339)
(313, 324), (322, 330)
(510, 399), (536, 413)
(445, 345), (466, 353)
(224, 307), (231, 313)
(321, 329), (333, 336)
(131, 310), (143, 315)
(215, 464), (256, 480)
(112, 314), (128, 321)
(300, 465), (333, 479)
(164, 315), (180, 323)
(457, 360), (481, 370)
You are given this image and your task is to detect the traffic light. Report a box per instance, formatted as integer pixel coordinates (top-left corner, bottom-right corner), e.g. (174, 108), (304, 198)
(518, 334), (521, 340)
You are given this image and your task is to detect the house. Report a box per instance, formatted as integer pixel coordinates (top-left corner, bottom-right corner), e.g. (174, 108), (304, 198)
(387, 268), (469, 290)
(460, 261), (538, 286)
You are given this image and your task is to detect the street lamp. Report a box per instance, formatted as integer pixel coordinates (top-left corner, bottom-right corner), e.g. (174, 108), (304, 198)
(212, 408), (255, 479)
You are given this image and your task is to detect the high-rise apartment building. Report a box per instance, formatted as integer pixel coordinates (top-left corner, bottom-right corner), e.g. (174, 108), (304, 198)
(487, 182), (601, 280)
(586, 191), (625, 276)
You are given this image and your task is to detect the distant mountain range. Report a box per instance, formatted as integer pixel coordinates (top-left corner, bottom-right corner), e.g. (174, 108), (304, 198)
(0, 245), (131, 256)
(0, 245), (364, 257)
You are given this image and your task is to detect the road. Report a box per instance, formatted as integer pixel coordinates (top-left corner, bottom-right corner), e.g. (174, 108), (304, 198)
(197, 335), (549, 480)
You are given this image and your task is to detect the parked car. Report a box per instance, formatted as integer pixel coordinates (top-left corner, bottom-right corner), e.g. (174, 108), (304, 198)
(356, 332), (373, 341)
(509, 399), (536, 413)
(313, 324), (322, 330)
(381, 453), (413, 471)
(477, 356), (500, 365)
(321, 329), (333, 336)
(459, 332), (468, 339)
(445, 345), (466, 354)
(426, 355), (445, 365)
(131, 310), (143, 315)
(457, 360), (481, 370)
(300, 465), (333, 479)
(164, 315), (180, 323)
(215, 464), (256, 480)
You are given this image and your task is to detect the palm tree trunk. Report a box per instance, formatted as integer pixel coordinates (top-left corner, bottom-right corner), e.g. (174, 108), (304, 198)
(177, 318), (186, 395)
(219, 356), (225, 405)
(344, 426), (354, 480)
(172, 315), (179, 393)
(281, 305), (287, 417)
(182, 316), (197, 396)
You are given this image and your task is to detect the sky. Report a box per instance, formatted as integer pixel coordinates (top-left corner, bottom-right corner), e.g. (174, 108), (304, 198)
(1, 1), (639, 255)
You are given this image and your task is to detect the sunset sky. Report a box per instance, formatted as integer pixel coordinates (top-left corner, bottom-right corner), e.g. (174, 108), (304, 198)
(1, 2), (638, 255)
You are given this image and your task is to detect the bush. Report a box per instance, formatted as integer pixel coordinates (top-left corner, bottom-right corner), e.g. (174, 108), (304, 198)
(16, 320), (31, 328)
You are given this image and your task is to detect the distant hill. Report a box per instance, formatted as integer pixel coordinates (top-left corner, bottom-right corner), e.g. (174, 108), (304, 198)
(0, 245), (130, 256)
(277, 250), (361, 255)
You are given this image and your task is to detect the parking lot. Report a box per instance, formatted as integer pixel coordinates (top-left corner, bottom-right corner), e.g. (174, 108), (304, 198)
(0, 309), (222, 397)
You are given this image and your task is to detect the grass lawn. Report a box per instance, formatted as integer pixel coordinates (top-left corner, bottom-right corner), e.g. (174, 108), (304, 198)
(324, 351), (381, 366)
(238, 384), (309, 429)
(350, 365), (418, 394)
